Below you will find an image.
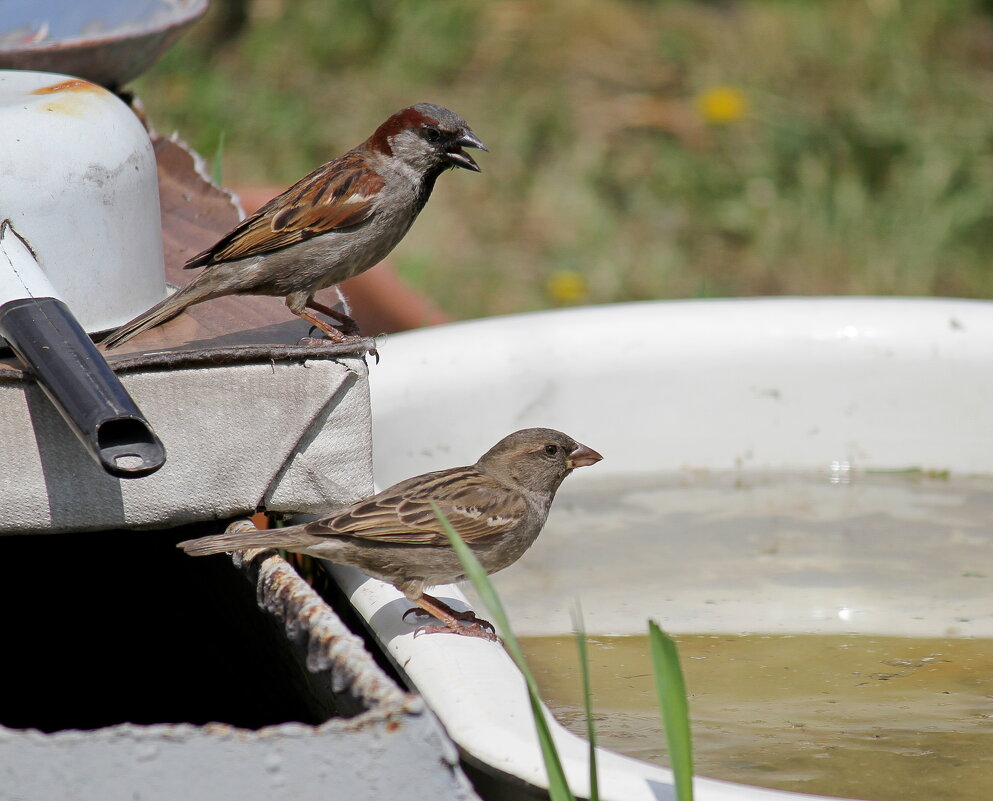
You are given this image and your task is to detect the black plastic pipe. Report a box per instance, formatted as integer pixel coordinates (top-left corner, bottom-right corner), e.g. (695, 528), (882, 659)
(0, 297), (166, 478)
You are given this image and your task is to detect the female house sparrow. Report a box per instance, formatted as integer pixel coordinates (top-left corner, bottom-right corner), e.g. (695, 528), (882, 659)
(178, 428), (602, 640)
(102, 103), (486, 349)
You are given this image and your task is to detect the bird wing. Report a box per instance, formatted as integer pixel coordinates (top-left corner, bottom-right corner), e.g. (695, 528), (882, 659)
(306, 466), (528, 546)
(185, 151), (385, 268)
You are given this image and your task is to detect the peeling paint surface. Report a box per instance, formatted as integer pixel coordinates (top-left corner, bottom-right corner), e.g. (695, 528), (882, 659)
(31, 77), (102, 94)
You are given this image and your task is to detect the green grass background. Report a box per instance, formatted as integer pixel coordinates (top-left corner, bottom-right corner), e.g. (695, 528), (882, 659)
(136, 0), (993, 319)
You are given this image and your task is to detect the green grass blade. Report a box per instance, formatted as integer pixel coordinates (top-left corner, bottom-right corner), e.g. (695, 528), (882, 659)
(571, 604), (599, 801)
(432, 504), (575, 801)
(212, 130), (226, 186)
(648, 620), (694, 801)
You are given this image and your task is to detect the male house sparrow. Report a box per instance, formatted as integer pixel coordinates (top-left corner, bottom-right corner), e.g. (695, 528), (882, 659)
(102, 103), (486, 349)
(178, 428), (602, 640)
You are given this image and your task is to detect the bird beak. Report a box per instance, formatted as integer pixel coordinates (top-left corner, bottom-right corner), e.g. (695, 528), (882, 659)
(446, 130), (488, 172)
(566, 443), (603, 471)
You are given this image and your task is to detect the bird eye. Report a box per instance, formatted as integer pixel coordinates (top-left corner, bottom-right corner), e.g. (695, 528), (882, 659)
(544, 444), (558, 456)
(423, 125), (441, 143)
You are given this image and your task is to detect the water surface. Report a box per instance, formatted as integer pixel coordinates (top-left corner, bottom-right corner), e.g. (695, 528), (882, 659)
(482, 470), (993, 637)
(522, 632), (993, 801)
(477, 470), (993, 799)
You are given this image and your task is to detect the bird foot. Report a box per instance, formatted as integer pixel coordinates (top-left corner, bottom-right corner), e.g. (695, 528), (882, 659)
(297, 332), (379, 362)
(402, 605), (496, 633)
(403, 595), (499, 641)
(412, 621), (501, 642)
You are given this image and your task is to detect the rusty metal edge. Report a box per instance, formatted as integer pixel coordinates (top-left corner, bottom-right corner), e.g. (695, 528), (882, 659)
(106, 340), (376, 374)
(228, 521), (418, 715)
(0, 339), (375, 384)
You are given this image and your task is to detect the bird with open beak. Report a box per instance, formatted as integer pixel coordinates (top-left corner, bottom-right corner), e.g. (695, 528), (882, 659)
(103, 103), (486, 349)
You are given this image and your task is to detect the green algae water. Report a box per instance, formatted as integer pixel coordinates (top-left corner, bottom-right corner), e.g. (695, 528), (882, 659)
(521, 632), (993, 801)
(470, 470), (993, 800)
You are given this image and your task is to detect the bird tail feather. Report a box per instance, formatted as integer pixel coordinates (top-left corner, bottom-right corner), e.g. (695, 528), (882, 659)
(178, 526), (319, 557)
(101, 280), (211, 350)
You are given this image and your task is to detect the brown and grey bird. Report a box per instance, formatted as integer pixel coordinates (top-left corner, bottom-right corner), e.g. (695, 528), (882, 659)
(178, 428), (602, 640)
(102, 103), (486, 349)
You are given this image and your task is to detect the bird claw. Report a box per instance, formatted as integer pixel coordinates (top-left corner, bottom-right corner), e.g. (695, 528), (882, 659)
(402, 606), (430, 623)
(412, 622), (501, 643)
(454, 609), (496, 633)
(297, 331), (379, 362)
(403, 604), (497, 634)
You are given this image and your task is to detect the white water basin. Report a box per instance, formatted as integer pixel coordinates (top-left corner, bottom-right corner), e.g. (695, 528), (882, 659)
(330, 297), (993, 801)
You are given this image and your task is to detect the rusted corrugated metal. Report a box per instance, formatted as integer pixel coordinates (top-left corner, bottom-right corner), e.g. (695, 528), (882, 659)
(229, 521), (413, 713)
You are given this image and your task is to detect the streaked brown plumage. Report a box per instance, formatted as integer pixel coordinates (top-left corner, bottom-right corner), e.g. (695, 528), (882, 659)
(178, 428), (602, 639)
(102, 103), (486, 349)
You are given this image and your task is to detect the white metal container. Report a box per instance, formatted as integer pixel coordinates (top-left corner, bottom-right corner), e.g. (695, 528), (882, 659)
(343, 297), (993, 801)
(0, 69), (166, 332)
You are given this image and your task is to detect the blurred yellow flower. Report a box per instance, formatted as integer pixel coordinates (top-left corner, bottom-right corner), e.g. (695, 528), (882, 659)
(696, 85), (748, 125)
(546, 269), (587, 304)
